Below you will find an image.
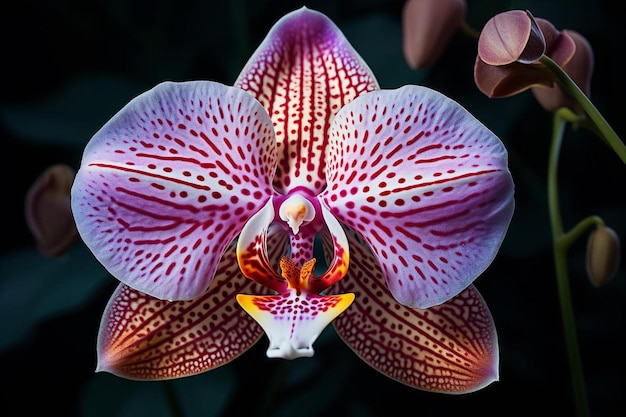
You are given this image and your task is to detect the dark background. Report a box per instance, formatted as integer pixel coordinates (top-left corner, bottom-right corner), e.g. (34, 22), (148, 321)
(1, 0), (624, 416)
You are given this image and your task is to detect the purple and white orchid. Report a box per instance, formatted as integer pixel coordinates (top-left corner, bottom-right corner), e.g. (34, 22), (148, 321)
(71, 7), (514, 393)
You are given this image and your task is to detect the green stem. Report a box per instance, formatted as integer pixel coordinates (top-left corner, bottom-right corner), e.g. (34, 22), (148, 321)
(548, 112), (590, 417)
(540, 55), (626, 165)
(559, 215), (604, 248)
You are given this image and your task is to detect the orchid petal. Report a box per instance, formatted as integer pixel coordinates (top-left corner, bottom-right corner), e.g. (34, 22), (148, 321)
(96, 244), (270, 380)
(71, 81), (277, 301)
(235, 6), (378, 194)
(331, 233), (498, 393)
(307, 201), (350, 293)
(237, 199), (289, 293)
(474, 57), (555, 98)
(321, 85), (514, 308)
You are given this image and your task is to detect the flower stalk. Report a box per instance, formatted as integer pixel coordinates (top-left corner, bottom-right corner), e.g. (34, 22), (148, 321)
(540, 55), (626, 164)
(548, 111), (590, 417)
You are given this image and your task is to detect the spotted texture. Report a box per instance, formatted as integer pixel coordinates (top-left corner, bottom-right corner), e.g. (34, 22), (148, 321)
(97, 231), (289, 380)
(235, 7), (378, 194)
(330, 232), (498, 393)
(71, 81), (278, 301)
(321, 85), (514, 308)
(237, 256), (354, 358)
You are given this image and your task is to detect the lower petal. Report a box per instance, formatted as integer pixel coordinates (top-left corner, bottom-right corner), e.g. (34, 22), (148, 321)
(331, 233), (498, 393)
(97, 243), (275, 380)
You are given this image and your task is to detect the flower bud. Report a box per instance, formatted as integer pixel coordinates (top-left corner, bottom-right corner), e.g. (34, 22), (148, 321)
(402, 0), (467, 69)
(586, 224), (621, 287)
(474, 11), (583, 101)
(478, 10), (545, 66)
(25, 164), (78, 257)
(474, 56), (554, 98)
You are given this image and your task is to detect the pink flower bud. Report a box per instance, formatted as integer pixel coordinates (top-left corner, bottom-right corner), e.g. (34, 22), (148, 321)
(25, 164), (78, 257)
(478, 10), (545, 66)
(402, 0), (467, 69)
(474, 10), (588, 105)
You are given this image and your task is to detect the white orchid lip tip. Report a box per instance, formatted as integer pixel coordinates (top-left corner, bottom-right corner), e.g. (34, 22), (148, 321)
(267, 342), (315, 360)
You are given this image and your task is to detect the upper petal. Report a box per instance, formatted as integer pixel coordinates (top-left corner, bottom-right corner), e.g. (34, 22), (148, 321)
(71, 81), (277, 301)
(235, 7), (379, 194)
(321, 85), (514, 308)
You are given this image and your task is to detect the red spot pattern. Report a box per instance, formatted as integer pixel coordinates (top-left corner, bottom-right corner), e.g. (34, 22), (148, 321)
(321, 86), (514, 308)
(73, 81), (279, 301)
(328, 231), (498, 393)
(97, 228), (289, 379)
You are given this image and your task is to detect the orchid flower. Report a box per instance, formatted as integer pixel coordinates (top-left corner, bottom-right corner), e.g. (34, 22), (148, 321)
(71, 7), (514, 393)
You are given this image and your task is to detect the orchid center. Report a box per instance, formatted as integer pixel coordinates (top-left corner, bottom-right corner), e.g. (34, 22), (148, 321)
(278, 194), (316, 234)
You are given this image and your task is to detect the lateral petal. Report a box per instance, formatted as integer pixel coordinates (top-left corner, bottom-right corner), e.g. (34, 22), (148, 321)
(235, 7), (378, 194)
(331, 234), (499, 393)
(97, 232), (289, 380)
(321, 85), (514, 308)
(71, 81), (277, 301)
(236, 199), (289, 293)
(96, 248), (262, 379)
(306, 200), (350, 293)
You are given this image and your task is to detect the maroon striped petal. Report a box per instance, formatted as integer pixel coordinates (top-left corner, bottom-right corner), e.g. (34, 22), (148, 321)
(321, 85), (514, 308)
(332, 234), (498, 393)
(235, 7), (378, 194)
(97, 233), (289, 380)
(71, 81), (278, 301)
